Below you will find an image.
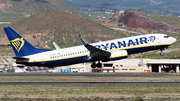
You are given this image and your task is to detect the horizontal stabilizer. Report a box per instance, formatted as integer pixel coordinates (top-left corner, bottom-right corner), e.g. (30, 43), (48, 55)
(13, 57), (29, 64)
(13, 57), (29, 60)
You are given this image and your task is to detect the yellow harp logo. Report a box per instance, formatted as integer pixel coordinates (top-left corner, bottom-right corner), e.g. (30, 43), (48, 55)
(10, 38), (25, 53)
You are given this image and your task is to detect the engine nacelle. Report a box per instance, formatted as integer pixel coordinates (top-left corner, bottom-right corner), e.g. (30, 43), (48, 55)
(110, 50), (128, 61)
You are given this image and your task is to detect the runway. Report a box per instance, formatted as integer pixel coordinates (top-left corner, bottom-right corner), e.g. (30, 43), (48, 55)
(1, 82), (180, 85)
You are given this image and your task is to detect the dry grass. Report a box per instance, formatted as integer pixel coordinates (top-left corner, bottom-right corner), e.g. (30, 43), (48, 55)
(0, 85), (180, 100)
(0, 74), (180, 100)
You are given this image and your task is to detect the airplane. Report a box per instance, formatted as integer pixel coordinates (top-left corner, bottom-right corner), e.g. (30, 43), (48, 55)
(4, 26), (176, 68)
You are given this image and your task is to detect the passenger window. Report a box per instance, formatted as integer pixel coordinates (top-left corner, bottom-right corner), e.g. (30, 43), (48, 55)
(164, 36), (169, 38)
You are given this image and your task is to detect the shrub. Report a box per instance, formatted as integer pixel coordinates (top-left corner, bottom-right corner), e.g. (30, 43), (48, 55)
(134, 95), (143, 101)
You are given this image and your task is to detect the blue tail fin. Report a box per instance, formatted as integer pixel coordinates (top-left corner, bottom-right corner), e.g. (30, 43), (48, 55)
(4, 26), (51, 57)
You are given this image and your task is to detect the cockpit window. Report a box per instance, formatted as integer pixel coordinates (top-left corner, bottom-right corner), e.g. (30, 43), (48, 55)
(164, 36), (169, 38)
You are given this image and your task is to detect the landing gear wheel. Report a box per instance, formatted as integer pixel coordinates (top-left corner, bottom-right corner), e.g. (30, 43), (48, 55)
(160, 52), (164, 56)
(91, 63), (96, 68)
(96, 63), (102, 68)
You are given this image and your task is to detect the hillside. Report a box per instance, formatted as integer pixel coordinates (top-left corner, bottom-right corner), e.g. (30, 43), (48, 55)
(1, 9), (180, 59)
(61, 0), (180, 21)
(62, 0), (180, 17)
(137, 10), (180, 28)
(0, 0), (86, 23)
(0, 9), (131, 48)
(101, 10), (180, 55)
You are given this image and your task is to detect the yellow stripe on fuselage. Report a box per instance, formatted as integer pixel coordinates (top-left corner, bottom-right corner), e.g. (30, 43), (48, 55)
(24, 54), (89, 63)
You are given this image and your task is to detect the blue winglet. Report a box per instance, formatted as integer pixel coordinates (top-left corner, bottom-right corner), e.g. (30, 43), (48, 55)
(79, 35), (89, 46)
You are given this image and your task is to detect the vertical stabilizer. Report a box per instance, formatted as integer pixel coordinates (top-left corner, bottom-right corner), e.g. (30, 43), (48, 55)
(4, 26), (51, 57)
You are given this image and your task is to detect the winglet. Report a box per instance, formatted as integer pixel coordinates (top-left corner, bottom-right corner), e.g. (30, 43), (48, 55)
(53, 42), (61, 50)
(79, 35), (89, 46)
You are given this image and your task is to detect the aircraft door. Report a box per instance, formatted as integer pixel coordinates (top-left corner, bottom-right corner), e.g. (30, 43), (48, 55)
(157, 37), (161, 44)
(41, 59), (45, 64)
(149, 36), (158, 45)
(147, 38), (152, 44)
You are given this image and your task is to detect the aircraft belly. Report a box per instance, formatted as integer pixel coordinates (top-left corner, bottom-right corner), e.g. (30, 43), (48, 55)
(127, 45), (169, 54)
(22, 56), (87, 66)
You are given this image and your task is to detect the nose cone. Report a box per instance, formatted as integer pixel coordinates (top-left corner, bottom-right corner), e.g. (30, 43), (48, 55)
(171, 37), (177, 44)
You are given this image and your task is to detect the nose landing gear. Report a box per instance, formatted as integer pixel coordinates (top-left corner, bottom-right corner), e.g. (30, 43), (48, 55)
(160, 51), (164, 56)
(160, 47), (168, 56)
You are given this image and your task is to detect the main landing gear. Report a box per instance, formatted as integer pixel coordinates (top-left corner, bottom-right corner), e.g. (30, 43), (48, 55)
(91, 61), (102, 68)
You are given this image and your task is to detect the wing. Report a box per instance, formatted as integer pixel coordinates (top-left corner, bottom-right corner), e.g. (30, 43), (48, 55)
(79, 35), (111, 59)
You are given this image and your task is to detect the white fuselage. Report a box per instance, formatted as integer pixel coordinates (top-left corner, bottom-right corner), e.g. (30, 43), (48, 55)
(19, 34), (176, 66)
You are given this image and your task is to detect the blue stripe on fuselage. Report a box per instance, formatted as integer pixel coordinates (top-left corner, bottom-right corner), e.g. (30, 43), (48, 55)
(126, 45), (169, 54)
(18, 55), (87, 66)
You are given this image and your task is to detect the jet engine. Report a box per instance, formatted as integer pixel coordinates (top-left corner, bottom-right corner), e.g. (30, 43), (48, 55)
(110, 50), (128, 61)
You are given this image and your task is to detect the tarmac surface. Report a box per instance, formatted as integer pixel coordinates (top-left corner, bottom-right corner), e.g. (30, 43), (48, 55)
(0, 72), (155, 77)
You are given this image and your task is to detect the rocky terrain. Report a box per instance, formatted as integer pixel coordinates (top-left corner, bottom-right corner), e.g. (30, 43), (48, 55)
(101, 10), (180, 32)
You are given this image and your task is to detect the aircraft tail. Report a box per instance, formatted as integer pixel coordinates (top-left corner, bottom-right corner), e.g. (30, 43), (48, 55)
(4, 26), (51, 57)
